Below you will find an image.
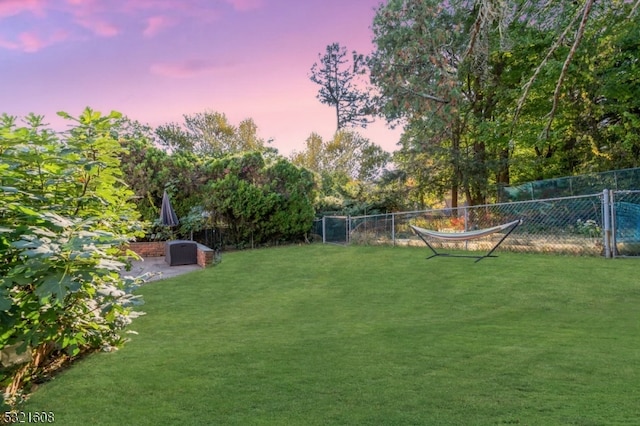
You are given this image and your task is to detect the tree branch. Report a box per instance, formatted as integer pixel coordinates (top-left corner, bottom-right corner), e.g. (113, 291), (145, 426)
(511, 5), (582, 129)
(402, 83), (450, 104)
(465, 6), (484, 60)
(629, 0), (640, 18)
(543, 0), (595, 139)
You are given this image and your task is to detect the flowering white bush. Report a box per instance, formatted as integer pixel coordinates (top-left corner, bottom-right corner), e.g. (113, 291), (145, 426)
(575, 219), (601, 238)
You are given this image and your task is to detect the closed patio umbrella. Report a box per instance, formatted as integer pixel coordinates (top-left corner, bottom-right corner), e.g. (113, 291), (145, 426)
(160, 190), (179, 227)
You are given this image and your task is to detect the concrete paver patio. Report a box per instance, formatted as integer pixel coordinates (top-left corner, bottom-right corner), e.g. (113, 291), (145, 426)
(120, 256), (202, 282)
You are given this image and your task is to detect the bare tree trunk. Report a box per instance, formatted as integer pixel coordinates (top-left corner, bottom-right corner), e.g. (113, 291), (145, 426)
(451, 182), (458, 210)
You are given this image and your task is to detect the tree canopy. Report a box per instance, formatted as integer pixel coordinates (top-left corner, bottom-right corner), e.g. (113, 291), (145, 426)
(155, 110), (274, 157)
(368, 0), (640, 206)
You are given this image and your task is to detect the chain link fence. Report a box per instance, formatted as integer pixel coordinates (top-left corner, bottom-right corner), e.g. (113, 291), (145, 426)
(315, 190), (640, 258)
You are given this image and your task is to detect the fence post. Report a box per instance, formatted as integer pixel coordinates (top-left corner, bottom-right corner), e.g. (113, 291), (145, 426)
(392, 213), (396, 246)
(610, 190), (617, 258)
(347, 215), (351, 245)
(322, 216), (326, 244)
(603, 189), (611, 258)
(463, 207), (469, 231)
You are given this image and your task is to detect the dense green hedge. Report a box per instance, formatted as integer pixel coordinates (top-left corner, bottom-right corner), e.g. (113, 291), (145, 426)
(202, 152), (317, 247)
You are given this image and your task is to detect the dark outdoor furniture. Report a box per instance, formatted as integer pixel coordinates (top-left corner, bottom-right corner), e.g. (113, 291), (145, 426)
(165, 240), (198, 266)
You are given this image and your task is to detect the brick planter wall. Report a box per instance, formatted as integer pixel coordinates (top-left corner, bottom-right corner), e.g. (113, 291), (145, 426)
(126, 241), (215, 267)
(196, 243), (214, 267)
(127, 241), (165, 258)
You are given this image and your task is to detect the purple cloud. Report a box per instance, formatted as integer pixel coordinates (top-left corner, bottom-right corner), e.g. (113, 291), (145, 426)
(66, 0), (121, 37)
(143, 15), (174, 38)
(0, 0), (47, 18)
(75, 17), (120, 37)
(149, 59), (226, 78)
(0, 29), (69, 53)
(224, 0), (263, 12)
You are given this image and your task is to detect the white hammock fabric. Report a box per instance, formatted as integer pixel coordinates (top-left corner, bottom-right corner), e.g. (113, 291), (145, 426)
(410, 219), (522, 242)
(410, 219), (523, 262)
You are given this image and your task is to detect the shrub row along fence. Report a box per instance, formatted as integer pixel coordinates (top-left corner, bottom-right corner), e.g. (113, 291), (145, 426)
(313, 190), (640, 258)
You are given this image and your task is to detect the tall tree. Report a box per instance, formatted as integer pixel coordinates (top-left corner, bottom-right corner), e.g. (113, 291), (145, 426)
(368, 0), (640, 205)
(112, 117), (170, 222)
(551, 0), (640, 172)
(156, 111), (272, 157)
(155, 122), (194, 153)
(368, 0), (486, 206)
(113, 117), (204, 225)
(500, 0), (640, 180)
(291, 130), (390, 182)
(310, 43), (372, 130)
(291, 130), (391, 214)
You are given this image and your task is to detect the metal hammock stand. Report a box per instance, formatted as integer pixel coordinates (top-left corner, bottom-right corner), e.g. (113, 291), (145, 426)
(410, 219), (523, 262)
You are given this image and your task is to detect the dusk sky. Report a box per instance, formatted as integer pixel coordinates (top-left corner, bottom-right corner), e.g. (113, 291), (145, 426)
(0, 0), (403, 155)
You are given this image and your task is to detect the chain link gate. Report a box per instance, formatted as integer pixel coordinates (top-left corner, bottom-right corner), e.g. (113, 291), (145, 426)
(609, 190), (640, 257)
(321, 216), (350, 245)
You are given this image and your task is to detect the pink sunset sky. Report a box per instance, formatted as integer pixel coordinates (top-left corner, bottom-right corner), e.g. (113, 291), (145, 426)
(0, 0), (403, 155)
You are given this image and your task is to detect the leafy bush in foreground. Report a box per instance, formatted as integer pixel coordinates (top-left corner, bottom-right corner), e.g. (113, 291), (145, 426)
(0, 109), (146, 409)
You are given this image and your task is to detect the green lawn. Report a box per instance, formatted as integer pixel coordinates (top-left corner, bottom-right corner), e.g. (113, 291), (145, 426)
(23, 245), (640, 425)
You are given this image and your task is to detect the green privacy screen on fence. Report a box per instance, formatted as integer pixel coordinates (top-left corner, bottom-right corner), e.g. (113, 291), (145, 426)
(499, 167), (640, 202)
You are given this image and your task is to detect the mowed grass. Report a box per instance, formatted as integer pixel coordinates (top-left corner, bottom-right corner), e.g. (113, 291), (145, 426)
(24, 245), (640, 425)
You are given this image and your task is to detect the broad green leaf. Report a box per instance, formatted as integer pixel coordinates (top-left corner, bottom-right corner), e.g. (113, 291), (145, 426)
(97, 258), (126, 272)
(11, 239), (40, 250)
(35, 273), (73, 303)
(23, 244), (54, 258)
(31, 227), (57, 238)
(41, 212), (75, 228)
(13, 204), (40, 216)
(0, 294), (12, 311)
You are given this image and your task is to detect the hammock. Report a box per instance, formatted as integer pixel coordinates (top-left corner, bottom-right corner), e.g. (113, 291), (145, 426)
(410, 219), (522, 262)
